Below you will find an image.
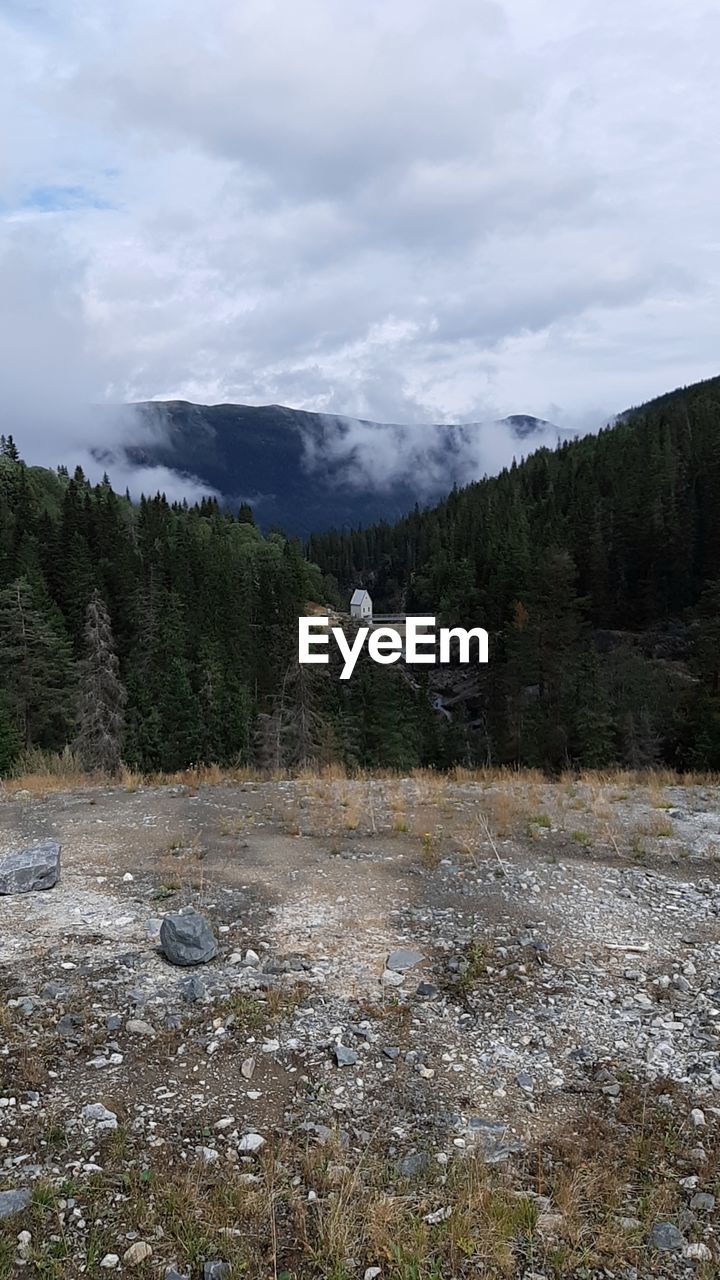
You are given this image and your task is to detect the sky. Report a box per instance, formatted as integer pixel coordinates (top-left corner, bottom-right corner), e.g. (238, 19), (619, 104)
(1, 0), (719, 485)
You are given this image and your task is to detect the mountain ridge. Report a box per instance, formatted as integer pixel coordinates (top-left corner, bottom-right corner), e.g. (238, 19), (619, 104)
(110, 400), (573, 535)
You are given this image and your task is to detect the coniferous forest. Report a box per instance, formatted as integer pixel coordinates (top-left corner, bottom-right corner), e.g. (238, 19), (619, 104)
(3, 373), (720, 776)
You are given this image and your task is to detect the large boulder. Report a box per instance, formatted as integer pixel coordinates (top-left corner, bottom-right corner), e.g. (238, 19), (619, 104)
(160, 909), (218, 967)
(0, 841), (61, 894)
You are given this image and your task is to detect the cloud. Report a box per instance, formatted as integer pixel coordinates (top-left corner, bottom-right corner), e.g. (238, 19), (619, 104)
(299, 413), (573, 497)
(0, 0), (718, 489)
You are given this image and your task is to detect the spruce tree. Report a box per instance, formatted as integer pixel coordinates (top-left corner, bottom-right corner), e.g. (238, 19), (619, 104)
(74, 590), (127, 773)
(0, 700), (19, 776)
(0, 578), (75, 749)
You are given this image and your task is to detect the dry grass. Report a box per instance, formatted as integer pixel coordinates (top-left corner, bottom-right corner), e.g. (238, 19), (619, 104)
(5, 749), (720, 798)
(5, 1082), (715, 1280)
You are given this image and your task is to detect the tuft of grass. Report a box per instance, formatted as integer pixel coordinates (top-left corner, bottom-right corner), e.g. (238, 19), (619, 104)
(570, 829), (592, 847)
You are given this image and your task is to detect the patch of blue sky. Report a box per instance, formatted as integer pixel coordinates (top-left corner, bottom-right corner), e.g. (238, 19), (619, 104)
(23, 185), (113, 212)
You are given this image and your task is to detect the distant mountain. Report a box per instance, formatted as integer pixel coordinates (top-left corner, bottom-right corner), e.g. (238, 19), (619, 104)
(113, 401), (572, 536)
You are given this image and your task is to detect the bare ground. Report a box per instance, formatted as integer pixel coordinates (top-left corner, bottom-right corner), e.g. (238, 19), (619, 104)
(0, 774), (718, 1278)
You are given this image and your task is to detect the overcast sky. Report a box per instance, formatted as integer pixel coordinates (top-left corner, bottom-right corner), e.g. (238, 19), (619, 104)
(2, 0), (719, 465)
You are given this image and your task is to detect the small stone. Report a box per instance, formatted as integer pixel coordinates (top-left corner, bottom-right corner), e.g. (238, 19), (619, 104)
(415, 982), (440, 1000)
(396, 1151), (430, 1178)
(515, 1071), (534, 1094)
(684, 1242), (712, 1262)
(238, 1133), (265, 1153)
(241, 1057), (256, 1080)
(56, 1013), (83, 1036)
(244, 949), (261, 967)
(689, 1192), (715, 1212)
(183, 975), (207, 1002)
(648, 1222), (686, 1252)
(334, 1044), (358, 1067)
(0, 1189), (31, 1219)
(690, 1107), (706, 1127)
(123, 1241), (153, 1265)
(164, 1270), (190, 1280)
(387, 947), (423, 972)
(204, 1263), (231, 1279)
(81, 1103), (118, 1132)
(122, 872), (134, 882)
(16, 1230), (32, 1259)
(426, 1206), (453, 1225)
(364, 1270), (382, 1280)
(100, 1255), (120, 1270)
(127, 1019), (154, 1036)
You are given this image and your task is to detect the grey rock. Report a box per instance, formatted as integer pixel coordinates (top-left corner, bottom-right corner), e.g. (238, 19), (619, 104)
(396, 1151), (431, 1178)
(415, 982), (440, 1000)
(466, 1117), (506, 1135)
(335, 1044), (358, 1067)
(41, 981), (67, 1000)
(386, 947), (423, 972)
(383, 1046), (400, 1059)
(515, 1071), (534, 1094)
(165, 1270), (190, 1280)
(648, 1222), (686, 1251)
(81, 1103), (118, 1132)
(160, 909), (218, 967)
(105, 1014), (122, 1032)
(0, 1188), (31, 1218)
(204, 1264), (231, 1280)
(127, 1018), (154, 1036)
(689, 1192), (715, 1212)
(56, 1013), (83, 1036)
(381, 969), (404, 987)
(183, 975), (207, 1002)
(0, 840), (60, 894)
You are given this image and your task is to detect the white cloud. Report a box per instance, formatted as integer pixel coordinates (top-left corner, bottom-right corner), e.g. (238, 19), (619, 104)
(0, 0), (718, 479)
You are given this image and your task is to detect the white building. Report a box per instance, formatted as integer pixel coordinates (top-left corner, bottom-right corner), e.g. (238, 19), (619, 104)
(350, 588), (372, 622)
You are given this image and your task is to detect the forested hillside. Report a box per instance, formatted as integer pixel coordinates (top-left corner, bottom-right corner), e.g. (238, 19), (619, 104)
(0, 441), (432, 777)
(309, 375), (720, 771)
(4, 374), (720, 778)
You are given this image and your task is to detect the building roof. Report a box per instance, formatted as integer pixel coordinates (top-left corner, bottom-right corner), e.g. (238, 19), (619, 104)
(350, 589), (371, 605)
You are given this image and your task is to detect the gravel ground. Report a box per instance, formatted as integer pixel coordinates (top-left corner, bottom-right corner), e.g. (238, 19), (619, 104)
(0, 775), (718, 1278)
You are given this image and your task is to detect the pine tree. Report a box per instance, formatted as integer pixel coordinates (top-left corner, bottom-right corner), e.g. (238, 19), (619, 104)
(0, 435), (20, 462)
(0, 700), (19, 776)
(0, 578), (75, 749)
(74, 590), (127, 773)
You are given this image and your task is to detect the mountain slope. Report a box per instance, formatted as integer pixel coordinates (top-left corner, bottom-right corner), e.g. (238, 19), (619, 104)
(308, 373), (720, 627)
(115, 401), (568, 535)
